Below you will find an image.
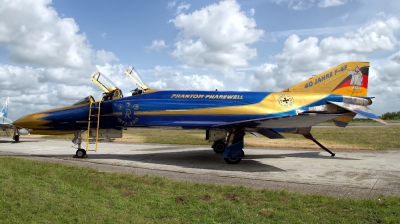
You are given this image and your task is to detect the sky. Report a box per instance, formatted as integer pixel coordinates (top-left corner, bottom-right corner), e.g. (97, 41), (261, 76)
(1, 0), (400, 120)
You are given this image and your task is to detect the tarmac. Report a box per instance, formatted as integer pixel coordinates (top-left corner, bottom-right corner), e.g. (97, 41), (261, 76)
(1, 137), (399, 199)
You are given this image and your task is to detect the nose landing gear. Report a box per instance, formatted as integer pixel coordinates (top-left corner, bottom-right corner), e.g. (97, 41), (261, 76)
(72, 130), (88, 158)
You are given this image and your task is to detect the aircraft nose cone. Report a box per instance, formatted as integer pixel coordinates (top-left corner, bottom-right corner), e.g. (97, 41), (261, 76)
(13, 113), (50, 129)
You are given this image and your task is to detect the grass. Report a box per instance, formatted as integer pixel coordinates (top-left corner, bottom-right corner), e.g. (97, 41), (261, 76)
(0, 157), (399, 223)
(41, 125), (400, 150)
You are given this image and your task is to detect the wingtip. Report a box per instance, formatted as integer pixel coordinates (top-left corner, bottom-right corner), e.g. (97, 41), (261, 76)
(374, 118), (388, 125)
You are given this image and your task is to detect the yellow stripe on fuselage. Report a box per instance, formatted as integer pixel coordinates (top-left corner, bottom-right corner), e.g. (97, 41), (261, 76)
(135, 92), (330, 116)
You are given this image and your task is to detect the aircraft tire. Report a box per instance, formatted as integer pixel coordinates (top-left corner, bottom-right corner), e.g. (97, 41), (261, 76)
(76, 149), (86, 158)
(213, 141), (226, 154)
(224, 157), (242, 164)
(13, 135), (19, 142)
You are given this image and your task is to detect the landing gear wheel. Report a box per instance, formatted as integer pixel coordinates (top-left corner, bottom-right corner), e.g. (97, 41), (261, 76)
(212, 141), (226, 154)
(13, 135), (19, 142)
(224, 157), (242, 164)
(76, 149), (86, 158)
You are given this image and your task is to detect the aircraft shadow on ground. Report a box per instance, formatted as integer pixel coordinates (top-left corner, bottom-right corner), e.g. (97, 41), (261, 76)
(0, 140), (40, 143)
(247, 151), (360, 161)
(28, 149), (360, 172)
(85, 150), (286, 172)
(13, 149), (283, 172)
(1, 141), (360, 172)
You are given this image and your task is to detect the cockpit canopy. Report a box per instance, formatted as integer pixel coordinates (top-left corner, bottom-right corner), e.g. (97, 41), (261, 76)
(90, 66), (152, 101)
(73, 95), (95, 105)
(92, 71), (118, 92)
(124, 66), (150, 92)
(91, 71), (123, 101)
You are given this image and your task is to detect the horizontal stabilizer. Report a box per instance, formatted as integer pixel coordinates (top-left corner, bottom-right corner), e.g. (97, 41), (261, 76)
(332, 112), (357, 127)
(328, 101), (387, 125)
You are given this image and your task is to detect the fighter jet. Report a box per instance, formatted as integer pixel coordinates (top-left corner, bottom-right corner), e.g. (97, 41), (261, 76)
(13, 61), (386, 164)
(0, 97), (29, 141)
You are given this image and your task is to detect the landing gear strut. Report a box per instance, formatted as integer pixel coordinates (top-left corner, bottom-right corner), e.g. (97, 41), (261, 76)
(72, 130), (87, 158)
(12, 129), (19, 142)
(303, 133), (335, 157)
(222, 129), (245, 164)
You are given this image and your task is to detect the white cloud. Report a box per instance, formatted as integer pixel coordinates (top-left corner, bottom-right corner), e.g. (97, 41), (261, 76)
(94, 50), (119, 64)
(176, 2), (190, 15)
(0, 0), (118, 69)
(274, 0), (347, 10)
(150, 73), (224, 91)
(248, 63), (279, 91)
(318, 0), (346, 8)
(320, 17), (400, 54)
(170, 0), (264, 78)
(153, 65), (174, 77)
(249, 15), (400, 95)
(0, 65), (43, 92)
(101, 32), (107, 38)
(146, 40), (168, 52)
(248, 8), (255, 17)
(367, 53), (400, 115)
(0, 0), (121, 120)
(167, 0), (176, 9)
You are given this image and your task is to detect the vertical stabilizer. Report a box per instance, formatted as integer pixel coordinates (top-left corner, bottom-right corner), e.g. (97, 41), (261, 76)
(282, 62), (370, 97)
(0, 97), (9, 118)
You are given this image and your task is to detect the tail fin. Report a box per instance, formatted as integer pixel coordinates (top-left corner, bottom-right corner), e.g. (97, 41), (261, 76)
(0, 97), (9, 118)
(282, 62), (370, 97)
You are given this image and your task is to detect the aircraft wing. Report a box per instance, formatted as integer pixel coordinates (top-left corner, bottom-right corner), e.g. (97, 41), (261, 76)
(0, 117), (14, 136)
(0, 116), (14, 129)
(212, 113), (341, 139)
(213, 113), (341, 129)
(0, 116), (30, 137)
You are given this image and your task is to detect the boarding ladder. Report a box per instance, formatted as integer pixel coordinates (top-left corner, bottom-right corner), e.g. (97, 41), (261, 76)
(85, 98), (102, 152)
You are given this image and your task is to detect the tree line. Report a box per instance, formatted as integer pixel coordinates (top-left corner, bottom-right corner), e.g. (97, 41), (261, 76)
(381, 111), (400, 120)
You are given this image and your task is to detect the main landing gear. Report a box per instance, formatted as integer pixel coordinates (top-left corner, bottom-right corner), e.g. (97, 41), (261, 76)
(210, 129), (245, 164)
(212, 140), (226, 154)
(221, 129), (245, 164)
(72, 130), (87, 158)
(212, 139), (242, 164)
(212, 141), (243, 164)
(12, 129), (19, 142)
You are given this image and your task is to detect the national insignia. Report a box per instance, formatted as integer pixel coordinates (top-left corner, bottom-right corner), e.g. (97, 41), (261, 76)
(277, 95), (294, 108)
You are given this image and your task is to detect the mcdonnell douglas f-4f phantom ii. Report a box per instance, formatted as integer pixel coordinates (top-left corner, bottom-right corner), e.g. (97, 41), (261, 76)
(13, 61), (387, 164)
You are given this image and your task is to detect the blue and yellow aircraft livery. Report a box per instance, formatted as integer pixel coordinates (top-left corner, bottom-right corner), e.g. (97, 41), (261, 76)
(13, 62), (386, 164)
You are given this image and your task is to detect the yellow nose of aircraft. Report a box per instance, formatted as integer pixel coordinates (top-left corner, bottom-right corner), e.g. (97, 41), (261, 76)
(13, 113), (50, 129)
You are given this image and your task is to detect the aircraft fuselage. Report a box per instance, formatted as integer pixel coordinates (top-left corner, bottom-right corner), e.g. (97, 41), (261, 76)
(14, 90), (345, 132)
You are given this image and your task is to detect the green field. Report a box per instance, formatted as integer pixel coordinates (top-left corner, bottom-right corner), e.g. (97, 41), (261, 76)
(42, 125), (400, 150)
(1, 157), (399, 223)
